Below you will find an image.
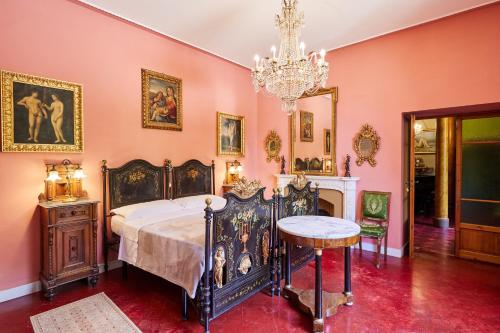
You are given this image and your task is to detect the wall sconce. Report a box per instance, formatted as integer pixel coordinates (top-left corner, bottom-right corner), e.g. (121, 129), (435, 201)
(225, 160), (243, 184)
(39, 159), (88, 202)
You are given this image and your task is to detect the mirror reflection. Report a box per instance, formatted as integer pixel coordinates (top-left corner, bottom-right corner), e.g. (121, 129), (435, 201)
(290, 87), (337, 176)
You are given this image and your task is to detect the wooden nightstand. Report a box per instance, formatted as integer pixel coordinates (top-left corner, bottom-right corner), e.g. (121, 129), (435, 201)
(39, 200), (99, 299)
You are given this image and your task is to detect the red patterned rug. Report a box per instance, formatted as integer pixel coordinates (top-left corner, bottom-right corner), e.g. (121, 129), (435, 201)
(30, 292), (141, 333)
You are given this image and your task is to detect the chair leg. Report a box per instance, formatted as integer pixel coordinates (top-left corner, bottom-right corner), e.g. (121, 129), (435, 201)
(384, 233), (388, 261)
(359, 236), (363, 254)
(375, 238), (381, 269)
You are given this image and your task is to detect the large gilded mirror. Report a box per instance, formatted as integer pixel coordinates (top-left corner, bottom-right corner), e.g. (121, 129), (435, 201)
(290, 87), (337, 176)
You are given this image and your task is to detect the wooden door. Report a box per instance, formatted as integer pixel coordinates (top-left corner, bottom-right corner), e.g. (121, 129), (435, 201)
(403, 115), (416, 257)
(455, 115), (500, 264)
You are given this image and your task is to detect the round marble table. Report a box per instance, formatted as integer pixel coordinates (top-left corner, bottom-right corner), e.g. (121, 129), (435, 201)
(277, 216), (360, 333)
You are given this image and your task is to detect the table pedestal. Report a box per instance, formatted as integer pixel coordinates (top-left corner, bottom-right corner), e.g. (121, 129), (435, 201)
(284, 287), (349, 332)
(283, 247), (354, 333)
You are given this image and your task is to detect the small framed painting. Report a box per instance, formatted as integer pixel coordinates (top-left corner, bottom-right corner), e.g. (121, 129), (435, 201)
(414, 119), (436, 154)
(217, 112), (245, 157)
(300, 110), (313, 142)
(1, 70), (83, 152)
(142, 69), (182, 131)
(324, 128), (331, 155)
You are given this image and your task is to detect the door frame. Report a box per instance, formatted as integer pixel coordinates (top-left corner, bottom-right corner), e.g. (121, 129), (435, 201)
(402, 102), (500, 257)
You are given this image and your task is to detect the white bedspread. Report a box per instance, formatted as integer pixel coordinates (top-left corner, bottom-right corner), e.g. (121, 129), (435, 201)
(110, 195), (226, 298)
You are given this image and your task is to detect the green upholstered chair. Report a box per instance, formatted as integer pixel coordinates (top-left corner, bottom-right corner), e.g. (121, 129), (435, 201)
(358, 190), (391, 269)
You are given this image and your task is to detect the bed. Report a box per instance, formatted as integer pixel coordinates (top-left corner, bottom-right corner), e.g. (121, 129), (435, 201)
(101, 159), (275, 332)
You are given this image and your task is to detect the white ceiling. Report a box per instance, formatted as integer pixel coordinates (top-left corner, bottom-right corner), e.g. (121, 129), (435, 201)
(79, 0), (497, 68)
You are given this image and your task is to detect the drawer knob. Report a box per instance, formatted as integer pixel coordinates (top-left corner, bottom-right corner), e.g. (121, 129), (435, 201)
(71, 211), (77, 216)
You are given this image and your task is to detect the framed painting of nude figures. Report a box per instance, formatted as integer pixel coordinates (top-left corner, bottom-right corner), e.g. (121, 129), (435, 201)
(217, 112), (245, 157)
(1, 70), (83, 152)
(142, 69), (182, 131)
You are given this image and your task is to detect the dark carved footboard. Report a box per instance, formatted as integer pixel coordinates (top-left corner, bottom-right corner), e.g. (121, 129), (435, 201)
(278, 182), (319, 273)
(200, 188), (274, 331)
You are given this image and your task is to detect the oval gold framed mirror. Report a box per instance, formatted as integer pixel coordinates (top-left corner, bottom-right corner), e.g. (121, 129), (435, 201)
(264, 130), (281, 162)
(353, 124), (380, 167)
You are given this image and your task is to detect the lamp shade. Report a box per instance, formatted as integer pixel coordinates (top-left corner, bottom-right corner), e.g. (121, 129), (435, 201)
(73, 167), (87, 179)
(46, 169), (61, 182)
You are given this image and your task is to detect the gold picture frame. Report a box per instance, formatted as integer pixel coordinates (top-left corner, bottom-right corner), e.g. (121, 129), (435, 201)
(142, 68), (182, 131)
(324, 128), (331, 155)
(300, 110), (314, 142)
(264, 130), (281, 162)
(1, 70), (83, 153)
(217, 112), (245, 157)
(353, 124), (380, 167)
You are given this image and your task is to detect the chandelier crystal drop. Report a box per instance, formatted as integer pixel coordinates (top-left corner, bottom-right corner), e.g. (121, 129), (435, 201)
(251, 0), (329, 114)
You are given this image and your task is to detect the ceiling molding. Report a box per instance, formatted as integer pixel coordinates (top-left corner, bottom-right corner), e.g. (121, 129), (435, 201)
(77, 0), (250, 69)
(325, 0), (499, 53)
(78, 0), (499, 69)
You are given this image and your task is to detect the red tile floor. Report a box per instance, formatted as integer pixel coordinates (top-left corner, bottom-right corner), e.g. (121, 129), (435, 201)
(414, 223), (455, 257)
(1, 249), (500, 333)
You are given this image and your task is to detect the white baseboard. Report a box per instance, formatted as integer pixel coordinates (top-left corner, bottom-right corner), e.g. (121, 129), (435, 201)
(353, 241), (404, 258)
(0, 280), (41, 303)
(0, 260), (122, 304)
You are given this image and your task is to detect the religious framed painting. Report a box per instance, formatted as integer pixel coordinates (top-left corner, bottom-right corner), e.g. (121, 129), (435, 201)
(1, 70), (83, 153)
(141, 68), (182, 131)
(324, 128), (331, 155)
(217, 112), (245, 157)
(300, 110), (313, 142)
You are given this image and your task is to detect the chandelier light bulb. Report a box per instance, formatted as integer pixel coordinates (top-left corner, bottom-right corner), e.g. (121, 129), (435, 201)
(254, 54), (260, 67)
(271, 45), (277, 59)
(299, 42), (305, 57)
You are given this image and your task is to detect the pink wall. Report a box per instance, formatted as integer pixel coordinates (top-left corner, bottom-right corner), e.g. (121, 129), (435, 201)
(257, 3), (500, 250)
(0, 0), (258, 290)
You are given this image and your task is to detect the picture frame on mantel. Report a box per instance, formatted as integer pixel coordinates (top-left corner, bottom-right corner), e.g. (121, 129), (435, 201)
(1, 70), (83, 153)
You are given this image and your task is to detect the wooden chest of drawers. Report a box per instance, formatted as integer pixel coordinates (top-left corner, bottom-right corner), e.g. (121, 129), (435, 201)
(39, 200), (99, 299)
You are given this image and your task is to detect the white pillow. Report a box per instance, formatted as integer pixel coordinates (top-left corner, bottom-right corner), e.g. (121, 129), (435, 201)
(172, 195), (226, 210)
(111, 200), (184, 219)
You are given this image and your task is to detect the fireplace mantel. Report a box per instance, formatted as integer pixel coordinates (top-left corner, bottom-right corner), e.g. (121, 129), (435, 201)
(274, 174), (360, 222)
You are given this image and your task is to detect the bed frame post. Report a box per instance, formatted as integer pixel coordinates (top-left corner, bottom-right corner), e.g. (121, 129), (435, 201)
(101, 160), (109, 272)
(203, 198), (213, 333)
(276, 188), (283, 296)
(314, 182), (320, 215)
(165, 160), (172, 199)
(211, 160), (215, 195)
(269, 189), (277, 296)
(181, 288), (188, 320)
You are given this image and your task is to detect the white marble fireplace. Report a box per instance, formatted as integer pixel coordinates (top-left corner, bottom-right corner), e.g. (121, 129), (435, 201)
(275, 174), (360, 222)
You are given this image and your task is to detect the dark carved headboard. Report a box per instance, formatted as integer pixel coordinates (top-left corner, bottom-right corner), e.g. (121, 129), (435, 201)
(103, 159), (166, 210)
(170, 159), (215, 199)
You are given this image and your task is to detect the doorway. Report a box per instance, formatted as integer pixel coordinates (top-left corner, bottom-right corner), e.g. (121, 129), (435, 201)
(412, 117), (456, 257)
(403, 104), (500, 263)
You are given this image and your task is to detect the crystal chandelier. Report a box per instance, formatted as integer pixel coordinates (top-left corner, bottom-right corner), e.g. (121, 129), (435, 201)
(251, 0), (329, 114)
